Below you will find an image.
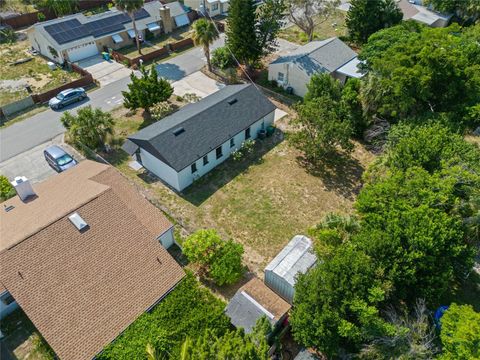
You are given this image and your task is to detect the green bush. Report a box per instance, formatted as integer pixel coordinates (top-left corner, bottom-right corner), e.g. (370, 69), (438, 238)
(211, 46), (236, 70)
(150, 101), (174, 121)
(183, 229), (245, 286)
(0, 27), (16, 44)
(232, 139), (255, 161)
(99, 272), (230, 359)
(0, 175), (16, 202)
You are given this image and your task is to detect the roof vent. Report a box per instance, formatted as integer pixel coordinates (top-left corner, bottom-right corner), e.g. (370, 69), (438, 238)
(11, 176), (36, 202)
(173, 127), (185, 136)
(68, 212), (88, 232)
(227, 98), (238, 105)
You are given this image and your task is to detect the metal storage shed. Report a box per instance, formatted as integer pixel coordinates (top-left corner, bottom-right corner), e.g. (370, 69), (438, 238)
(264, 235), (317, 304)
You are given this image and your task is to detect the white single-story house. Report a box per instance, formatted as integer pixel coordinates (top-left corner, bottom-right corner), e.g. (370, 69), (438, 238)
(27, 1), (190, 63)
(0, 161), (184, 360)
(397, 0), (452, 27)
(225, 278), (291, 333)
(123, 84), (276, 192)
(184, 0), (230, 17)
(265, 235), (317, 304)
(268, 37), (365, 97)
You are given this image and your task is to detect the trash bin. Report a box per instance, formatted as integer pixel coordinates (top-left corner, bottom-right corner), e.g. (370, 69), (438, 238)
(102, 52), (110, 61)
(266, 126), (275, 137)
(258, 129), (267, 139)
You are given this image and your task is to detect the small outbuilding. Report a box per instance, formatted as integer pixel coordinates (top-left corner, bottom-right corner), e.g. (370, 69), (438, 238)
(225, 278), (291, 333)
(264, 235), (317, 304)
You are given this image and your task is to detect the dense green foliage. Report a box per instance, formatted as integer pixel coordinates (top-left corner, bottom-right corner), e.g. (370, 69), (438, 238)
(183, 229), (244, 286)
(99, 273), (230, 359)
(192, 18), (219, 72)
(291, 95), (353, 162)
(424, 0), (480, 23)
(359, 23), (480, 129)
(211, 47), (236, 70)
(256, 0), (287, 56)
(346, 0), (402, 44)
(291, 122), (480, 357)
(226, 0), (260, 67)
(61, 106), (114, 150)
(439, 303), (480, 359)
(33, 0), (78, 16)
(122, 66), (173, 113)
(0, 175), (16, 202)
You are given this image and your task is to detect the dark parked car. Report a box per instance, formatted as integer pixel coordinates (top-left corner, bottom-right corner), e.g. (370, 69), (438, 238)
(48, 87), (86, 110)
(44, 145), (78, 172)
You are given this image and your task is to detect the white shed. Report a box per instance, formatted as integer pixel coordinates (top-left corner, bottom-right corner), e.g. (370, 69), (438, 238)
(264, 235), (317, 304)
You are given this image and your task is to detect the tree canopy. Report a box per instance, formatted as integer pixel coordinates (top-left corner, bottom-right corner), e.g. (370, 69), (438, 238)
(346, 0), (402, 44)
(60, 106), (114, 150)
(0, 175), (16, 202)
(439, 303), (480, 360)
(192, 18), (219, 72)
(122, 66), (173, 113)
(359, 23), (480, 129)
(183, 229), (244, 286)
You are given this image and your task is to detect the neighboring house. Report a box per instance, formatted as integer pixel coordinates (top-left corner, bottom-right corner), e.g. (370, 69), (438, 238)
(397, 0), (452, 27)
(264, 235), (317, 304)
(0, 161), (185, 360)
(27, 1), (190, 63)
(225, 278), (291, 333)
(123, 84), (276, 192)
(268, 37), (364, 97)
(184, 0), (230, 17)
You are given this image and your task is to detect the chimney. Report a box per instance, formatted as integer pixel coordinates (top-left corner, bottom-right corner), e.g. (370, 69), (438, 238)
(11, 176), (36, 202)
(159, 5), (173, 34)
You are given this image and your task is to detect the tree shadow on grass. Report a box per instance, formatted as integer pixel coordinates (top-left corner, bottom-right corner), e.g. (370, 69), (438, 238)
(297, 152), (365, 201)
(180, 130), (285, 206)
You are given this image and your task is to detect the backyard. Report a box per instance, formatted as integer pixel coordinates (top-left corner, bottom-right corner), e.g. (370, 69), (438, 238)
(279, 10), (348, 45)
(0, 39), (81, 106)
(102, 104), (376, 276)
(116, 27), (193, 59)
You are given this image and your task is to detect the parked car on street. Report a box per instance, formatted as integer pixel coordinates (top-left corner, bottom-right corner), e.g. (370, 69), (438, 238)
(44, 145), (78, 172)
(48, 87), (86, 110)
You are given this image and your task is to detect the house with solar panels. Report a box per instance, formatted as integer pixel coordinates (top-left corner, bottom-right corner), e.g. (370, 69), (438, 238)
(27, 1), (191, 63)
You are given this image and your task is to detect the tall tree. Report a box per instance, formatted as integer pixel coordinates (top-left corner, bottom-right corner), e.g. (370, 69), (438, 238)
(122, 66), (173, 114)
(114, 0), (144, 55)
(287, 0), (340, 42)
(226, 0), (261, 69)
(192, 18), (219, 72)
(439, 303), (480, 359)
(424, 0), (480, 24)
(256, 0), (287, 56)
(291, 96), (354, 163)
(346, 0), (402, 44)
(60, 106), (114, 150)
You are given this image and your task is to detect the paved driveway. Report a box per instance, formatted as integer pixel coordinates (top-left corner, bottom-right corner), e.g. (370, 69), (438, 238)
(172, 71), (225, 98)
(77, 55), (133, 86)
(0, 135), (83, 184)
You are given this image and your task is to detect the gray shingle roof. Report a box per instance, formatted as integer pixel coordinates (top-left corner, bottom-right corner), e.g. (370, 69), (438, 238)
(127, 84), (276, 172)
(271, 37), (357, 76)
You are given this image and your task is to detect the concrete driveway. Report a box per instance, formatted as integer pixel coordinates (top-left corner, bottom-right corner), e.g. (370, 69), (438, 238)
(172, 71), (225, 98)
(77, 55), (133, 86)
(0, 135), (83, 184)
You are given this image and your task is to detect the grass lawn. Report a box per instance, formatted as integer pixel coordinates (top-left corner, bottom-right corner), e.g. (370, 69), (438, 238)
(279, 10), (347, 45)
(102, 106), (375, 275)
(0, 40), (81, 106)
(117, 27), (193, 59)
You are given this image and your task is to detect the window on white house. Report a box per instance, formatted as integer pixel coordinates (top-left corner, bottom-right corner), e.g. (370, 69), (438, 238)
(230, 138), (235, 148)
(191, 163), (197, 173)
(216, 146), (223, 159)
(203, 155), (209, 166)
(211, 3), (219, 10)
(245, 127), (251, 139)
(277, 72), (285, 82)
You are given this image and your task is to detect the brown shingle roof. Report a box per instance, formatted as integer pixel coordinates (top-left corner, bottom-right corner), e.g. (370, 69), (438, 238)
(0, 161), (184, 360)
(241, 278), (291, 320)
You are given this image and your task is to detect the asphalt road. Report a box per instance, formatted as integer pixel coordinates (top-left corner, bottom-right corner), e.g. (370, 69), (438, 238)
(0, 35), (299, 163)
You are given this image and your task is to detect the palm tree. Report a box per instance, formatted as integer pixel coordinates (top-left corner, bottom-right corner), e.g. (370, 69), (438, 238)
(114, 0), (144, 55)
(192, 18), (219, 72)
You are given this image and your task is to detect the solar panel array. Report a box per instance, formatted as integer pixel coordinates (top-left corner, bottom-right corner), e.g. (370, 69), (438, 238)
(44, 8), (150, 45)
